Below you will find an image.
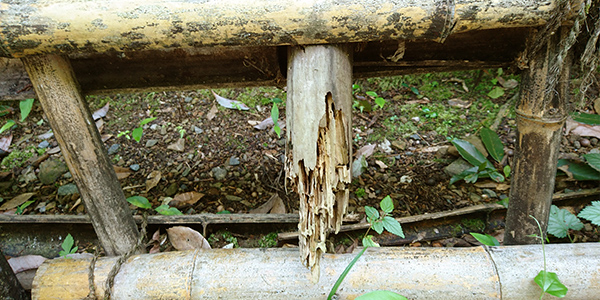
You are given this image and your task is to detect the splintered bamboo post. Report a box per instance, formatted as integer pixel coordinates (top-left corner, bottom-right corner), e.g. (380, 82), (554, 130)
(286, 44), (353, 280)
(504, 28), (571, 245)
(21, 55), (140, 256)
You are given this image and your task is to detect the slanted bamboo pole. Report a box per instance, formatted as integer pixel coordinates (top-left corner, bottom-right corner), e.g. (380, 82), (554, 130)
(21, 55), (140, 256)
(286, 44), (353, 279)
(504, 27), (572, 245)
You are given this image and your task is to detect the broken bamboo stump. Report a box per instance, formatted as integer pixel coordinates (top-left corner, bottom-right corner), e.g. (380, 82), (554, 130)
(286, 44), (353, 279)
(504, 26), (572, 245)
(31, 244), (600, 300)
(20, 55), (140, 256)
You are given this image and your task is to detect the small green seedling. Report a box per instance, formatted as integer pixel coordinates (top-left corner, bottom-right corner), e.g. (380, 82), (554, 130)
(126, 196), (183, 216)
(328, 195), (406, 300)
(530, 216), (568, 299)
(366, 91), (386, 110)
(271, 103), (281, 138)
(16, 200), (35, 215)
(176, 126), (186, 139)
(132, 117), (157, 143)
(59, 233), (78, 259)
(0, 98), (35, 134)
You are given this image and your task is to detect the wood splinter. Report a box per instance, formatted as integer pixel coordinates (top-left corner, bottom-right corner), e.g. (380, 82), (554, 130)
(286, 45), (353, 280)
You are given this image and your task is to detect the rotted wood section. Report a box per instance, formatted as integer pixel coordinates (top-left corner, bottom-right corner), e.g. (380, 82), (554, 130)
(286, 45), (353, 279)
(32, 244), (600, 300)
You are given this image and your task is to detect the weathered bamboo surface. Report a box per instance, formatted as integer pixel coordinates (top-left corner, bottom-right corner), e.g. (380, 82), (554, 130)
(0, 28), (529, 100)
(32, 244), (600, 299)
(0, 0), (558, 58)
(21, 54), (140, 256)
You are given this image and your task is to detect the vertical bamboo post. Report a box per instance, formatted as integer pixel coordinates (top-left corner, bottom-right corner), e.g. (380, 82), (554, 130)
(1, 250), (29, 300)
(504, 29), (571, 245)
(21, 55), (140, 256)
(286, 45), (353, 280)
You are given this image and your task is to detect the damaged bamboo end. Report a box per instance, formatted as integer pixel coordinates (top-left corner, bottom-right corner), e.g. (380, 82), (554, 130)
(286, 45), (353, 280)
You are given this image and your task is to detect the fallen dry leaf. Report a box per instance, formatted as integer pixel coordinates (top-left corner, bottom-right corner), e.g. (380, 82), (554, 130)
(447, 98), (472, 109)
(355, 144), (377, 158)
(92, 102), (110, 120)
(206, 104), (218, 121)
(0, 192), (35, 211)
(375, 160), (388, 170)
(253, 117), (275, 130)
(167, 226), (211, 250)
(8, 255), (47, 273)
(113, 166), (131, 180)
(212, 90), (250, 110)
(146, 171), (161, 193)
(169, 191), (204, 208)
(0, 134), (12, 152)
(250, 193), (286, 214)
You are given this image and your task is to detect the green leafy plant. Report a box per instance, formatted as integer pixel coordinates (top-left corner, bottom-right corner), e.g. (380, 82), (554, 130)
(530, 216), (568, 299)
(258, 232), (278, 248)
(578, 201), (600, 226)
(16, 200), (35, 215)
(547, 205), (583, 242)
(59, 233), (78, 258)
(328, 196), (406, 300)
(470, 232), (500, 246)
(449, 127), (507, 185)
(421, 107), (437, 118)
(208, 230), (239, 248)
(355, 187), (366, 198)
(0, 99), (35, 135)
(272, 103), (281, 138)
(132, 117), (157, 143)
(20, 98), (34, 122)
(176, 126), (186, 139)
(366, 91), (386, 110)
(126, 196), (183, 216)
(0, 120), (16, 134)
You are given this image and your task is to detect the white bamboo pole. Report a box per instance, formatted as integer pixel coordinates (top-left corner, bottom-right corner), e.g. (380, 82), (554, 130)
(32, 244), (600, 299)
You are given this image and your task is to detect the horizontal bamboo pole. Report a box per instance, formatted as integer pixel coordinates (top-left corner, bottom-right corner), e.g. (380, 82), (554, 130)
(0, 0), (558, 57)
(33, 244), (600, 299)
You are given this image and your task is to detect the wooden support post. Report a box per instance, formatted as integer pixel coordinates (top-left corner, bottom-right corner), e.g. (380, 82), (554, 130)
(1, 250), (29, 300)
(286, 45), (353, 279)
(504, 28), (571, 245)
(21, 55), (140, 256)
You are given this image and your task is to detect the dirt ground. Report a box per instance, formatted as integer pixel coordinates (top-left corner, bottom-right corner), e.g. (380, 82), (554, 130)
(0, 69), (598, 234)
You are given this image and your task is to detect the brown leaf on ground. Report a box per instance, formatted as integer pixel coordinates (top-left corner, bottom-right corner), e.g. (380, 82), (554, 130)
(0, 192), (35, 211)
(146, 171), (161, 193)
(206, 104), (218, 121)
(250, 193), (286, 214)
(113, 166), (131, 180)
(166, 226), (211, 250)
(169, 191), (204, 208)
